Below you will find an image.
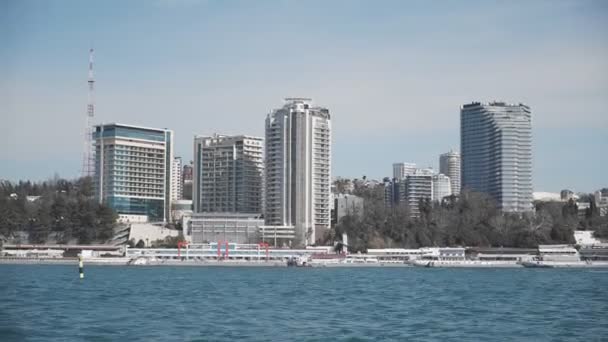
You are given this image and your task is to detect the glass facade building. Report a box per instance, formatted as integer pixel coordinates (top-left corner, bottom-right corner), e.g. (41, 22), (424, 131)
(94, 123), (174, 222)
(460, 102), (532, 212)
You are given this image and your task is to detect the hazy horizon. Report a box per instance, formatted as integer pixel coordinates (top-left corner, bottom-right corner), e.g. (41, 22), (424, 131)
(1, 0), (607, 193)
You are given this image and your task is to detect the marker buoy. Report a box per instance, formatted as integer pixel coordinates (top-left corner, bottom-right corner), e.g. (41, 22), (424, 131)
(79, 256), (84, 279)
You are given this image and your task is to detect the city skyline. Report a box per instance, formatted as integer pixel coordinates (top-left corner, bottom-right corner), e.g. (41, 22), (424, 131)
(1, 0), (607, 192)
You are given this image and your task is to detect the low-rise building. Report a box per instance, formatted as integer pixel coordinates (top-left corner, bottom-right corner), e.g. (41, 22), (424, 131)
(171, 199), (193, 224)
(185, 213), (263, 244)
(560, 189), (576, 201)
(419, 247), (466, 261)
(533, 192), (562, 202)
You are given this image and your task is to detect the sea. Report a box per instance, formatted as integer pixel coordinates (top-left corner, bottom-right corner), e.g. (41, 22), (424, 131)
(1, 265), (607, 341)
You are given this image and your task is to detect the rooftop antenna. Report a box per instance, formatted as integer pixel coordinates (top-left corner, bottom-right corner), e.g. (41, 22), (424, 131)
(81, 48), (95, 178)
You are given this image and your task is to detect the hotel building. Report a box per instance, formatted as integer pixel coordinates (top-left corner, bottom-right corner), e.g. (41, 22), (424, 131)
(193, 134), (264, 214)
(94, 123), (173, 223)
(264, 98), (331, 246)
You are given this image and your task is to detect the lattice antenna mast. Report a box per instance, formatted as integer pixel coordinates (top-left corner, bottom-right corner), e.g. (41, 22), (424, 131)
(81, 48), (95, 177)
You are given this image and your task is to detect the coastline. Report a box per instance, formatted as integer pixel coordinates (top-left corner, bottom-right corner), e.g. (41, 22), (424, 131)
(4, 258), (608, 268)
(0, 258), (408, 267)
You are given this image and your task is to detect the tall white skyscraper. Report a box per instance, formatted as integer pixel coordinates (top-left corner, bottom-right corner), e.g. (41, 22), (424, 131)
(393, 162), (416, 180)
(439, 150), (460, 195)
(193, 134), (264, 214)
(94, 123), (173, 223)
(432, 173), (452, 202)
(170, 157), (183, 201)
(405, 169), (433, 217)
(461, 102), (533, 212)
(265, 98), (331, 246)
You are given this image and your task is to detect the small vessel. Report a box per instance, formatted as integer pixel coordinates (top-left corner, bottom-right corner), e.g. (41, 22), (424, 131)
(127, 256), (158, 266)
(412, 259), (522, 268)
(286, 255), (310, 267)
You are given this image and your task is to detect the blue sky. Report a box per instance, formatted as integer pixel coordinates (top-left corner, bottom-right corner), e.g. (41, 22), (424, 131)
(1, 0), (607, 193)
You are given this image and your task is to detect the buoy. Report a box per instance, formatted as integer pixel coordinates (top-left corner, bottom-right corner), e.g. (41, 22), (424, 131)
(79, 256), (84, 279)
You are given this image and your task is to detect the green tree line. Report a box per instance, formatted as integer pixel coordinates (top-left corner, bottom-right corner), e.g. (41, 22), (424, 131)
(324, 181), (608, 252)
(0, 177), (117, 244)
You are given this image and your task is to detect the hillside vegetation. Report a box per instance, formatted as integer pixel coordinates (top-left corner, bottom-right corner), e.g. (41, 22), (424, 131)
(325, 181), (608, 252)
(0, 177), (117, 244)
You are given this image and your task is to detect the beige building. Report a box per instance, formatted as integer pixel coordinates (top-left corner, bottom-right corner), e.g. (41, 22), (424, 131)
(265, 98), (331, 246)
(193, 134), (264, 214)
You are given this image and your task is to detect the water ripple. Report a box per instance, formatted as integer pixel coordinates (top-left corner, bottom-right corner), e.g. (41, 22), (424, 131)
(1, 265), (607, 341)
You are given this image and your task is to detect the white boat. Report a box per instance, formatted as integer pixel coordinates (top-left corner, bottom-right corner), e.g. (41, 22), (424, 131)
(521, 245), (608, 268)
(520, 260), (608, 268)
(287, 255), (311, 267)
(411, 259), (522, 268)
(308, 254), (412, 267)
(127, 256), (158, 266)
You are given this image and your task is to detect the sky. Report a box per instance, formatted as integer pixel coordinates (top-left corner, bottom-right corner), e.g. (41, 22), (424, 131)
(1, 0), (607, 193)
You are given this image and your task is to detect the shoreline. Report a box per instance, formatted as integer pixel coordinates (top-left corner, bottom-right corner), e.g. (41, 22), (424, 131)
(3, 258), (608, 268)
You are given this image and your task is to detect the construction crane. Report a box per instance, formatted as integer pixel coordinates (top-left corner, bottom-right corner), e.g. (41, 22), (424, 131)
(81, 48), (95, 178)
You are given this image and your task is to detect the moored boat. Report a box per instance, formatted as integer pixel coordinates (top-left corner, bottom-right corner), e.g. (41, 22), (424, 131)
(412, 259), (522, 268)
(520, 245), (608, 268)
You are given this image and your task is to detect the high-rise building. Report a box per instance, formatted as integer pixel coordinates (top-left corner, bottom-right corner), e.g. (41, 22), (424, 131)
(182, 162), (193, 200)
(383, 177), (400, 208)
(170, 157), (183, 201)
(432, 173), (452, 202)
(94, 123), (173, 223)
(393, 162), (416, 180)
(405, 169), (433, 217)
(264, 98), (331, 246)
(439, 150), (460, 195)
(461, 102), (533, 212)
(193, 134), (264, 214)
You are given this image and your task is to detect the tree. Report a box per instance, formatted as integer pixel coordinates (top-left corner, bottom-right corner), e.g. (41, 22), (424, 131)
(0, 177), (118, 244)
(136, 239), (146, 248)
(562, 199), (578, 219)
(585, 195), (599, 221)
(96, 205), (118, 241)
(333, 242), (344, 254)
(151, 233), (185, 248)
(0, 197), (25, 237)
(333, 178), (351, 194)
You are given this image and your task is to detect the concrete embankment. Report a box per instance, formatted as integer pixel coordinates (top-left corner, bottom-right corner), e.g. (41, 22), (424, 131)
(0, 257), (287, 267)
(0, 258), (78, 265)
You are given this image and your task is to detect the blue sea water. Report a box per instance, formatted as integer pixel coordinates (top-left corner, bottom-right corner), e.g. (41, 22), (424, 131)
(1, 265), (607, 341)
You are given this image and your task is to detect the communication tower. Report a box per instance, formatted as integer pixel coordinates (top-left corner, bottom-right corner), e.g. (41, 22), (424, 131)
(81, 48), (95, 177)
